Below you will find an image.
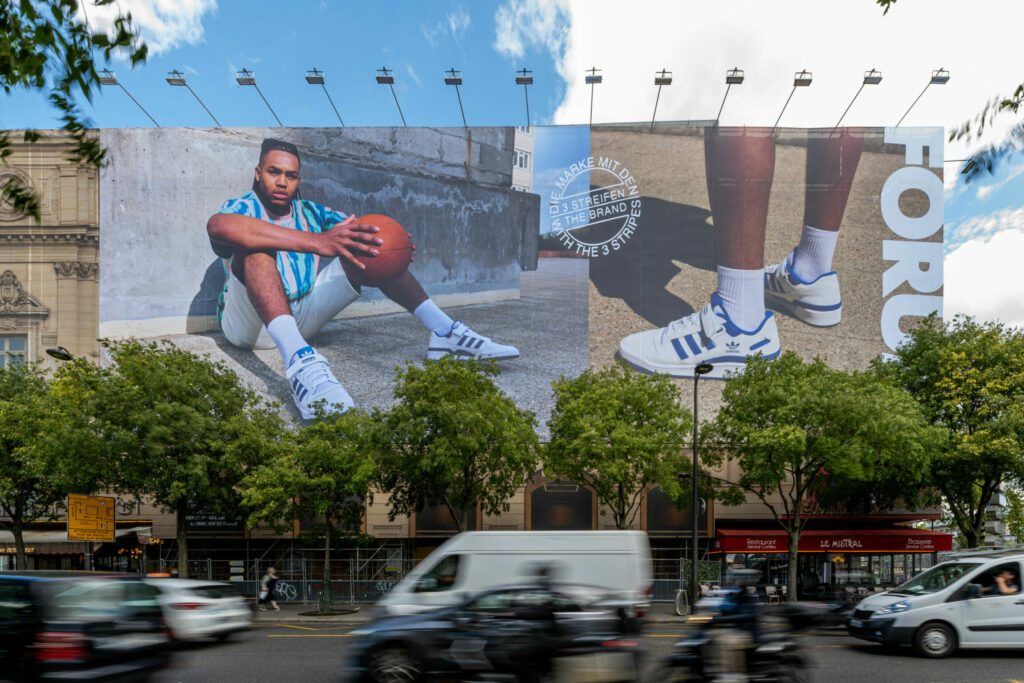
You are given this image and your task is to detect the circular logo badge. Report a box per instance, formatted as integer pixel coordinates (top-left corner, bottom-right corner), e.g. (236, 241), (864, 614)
(548, 156), (641, 258)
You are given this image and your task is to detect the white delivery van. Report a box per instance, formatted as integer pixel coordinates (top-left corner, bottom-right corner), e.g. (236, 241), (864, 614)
(376, 530), (653, 617)
(848, 549), (1024, 657)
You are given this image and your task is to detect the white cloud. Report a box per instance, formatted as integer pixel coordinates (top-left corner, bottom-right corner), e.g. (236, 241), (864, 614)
(974, 161), (1024, 200)
(947, 205), (1024, 253)
(422, 8), (471, 48)
(493, 0), (569, 62)
(945, 228), (1024, 328)
(78, 0), (217, 56)
(405, 64), (422, 87)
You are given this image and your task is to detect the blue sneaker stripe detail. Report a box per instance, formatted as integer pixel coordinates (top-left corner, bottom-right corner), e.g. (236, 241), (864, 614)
(750, 338), (771, 351)
(791, 299), (842, 311)
(685, 334), (702, 356)
(671, 338), (688, 360)
(474, 338), (485, 349)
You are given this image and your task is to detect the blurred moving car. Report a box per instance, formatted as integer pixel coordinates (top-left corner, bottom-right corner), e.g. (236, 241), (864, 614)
(0, 571), (171, 681)
(142, 578), (252, 641)
(345, 583), (643, 683)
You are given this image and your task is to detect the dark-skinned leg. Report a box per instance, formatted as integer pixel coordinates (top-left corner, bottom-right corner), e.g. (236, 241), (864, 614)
(705, 126), (775, 329)
(378, 270), (428, 312)
(232, 249), (290, 324)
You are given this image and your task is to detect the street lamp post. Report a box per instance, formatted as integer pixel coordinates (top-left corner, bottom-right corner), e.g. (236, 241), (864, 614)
(651, 69), (672, 127)
(235, 69), (283, 126)
(99, 69), (160, 127)
(376, 67), (407, 127)
(835, 69), (882, 128)
(895, 68), (950, 127)
(716, 68), (744, 125)
(585, 67), (602, 126)
(516, 68), (533, 128)
(305, 68), (344, 126)
(774, 70), (812, 129)
(166, 70), (221, 126)
(691, 362), (714, 607)
(444, 68), (467, 128)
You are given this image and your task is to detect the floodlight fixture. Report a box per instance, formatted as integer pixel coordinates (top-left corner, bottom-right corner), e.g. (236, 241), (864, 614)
(166, 70), (221, 126)
(775, 69), (813, 129)
(716, 67), (744, 125)
(516, 68), (533, 127)
(445, 67), (467, 128)
(45, 346), (74, 361)
(235, 69), (282, 126)
(896, 67), (950, 127)
(835, 68), (882, 128)
(651, 69), (672, 127)
(98, 69), (160, 126)
(585, 67), (602, 125)
(375, 67), (406, 126)
(305, 68), (344, 126)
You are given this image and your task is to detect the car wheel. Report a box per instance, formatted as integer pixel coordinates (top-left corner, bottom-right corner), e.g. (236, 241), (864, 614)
(914, 622), (956, 658)
(214, 631), (231, 642)
(366, 645), (422, 683)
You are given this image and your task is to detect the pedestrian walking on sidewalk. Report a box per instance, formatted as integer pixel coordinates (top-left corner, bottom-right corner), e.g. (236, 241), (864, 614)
(258, 567), (280, 611)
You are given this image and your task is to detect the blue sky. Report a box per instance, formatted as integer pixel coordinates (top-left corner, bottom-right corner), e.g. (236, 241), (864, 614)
(534, 125), (589, 234)
(2, 0), (1023, 326)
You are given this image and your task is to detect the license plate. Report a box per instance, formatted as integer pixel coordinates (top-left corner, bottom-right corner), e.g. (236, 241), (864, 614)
(849, 619), (863, 628)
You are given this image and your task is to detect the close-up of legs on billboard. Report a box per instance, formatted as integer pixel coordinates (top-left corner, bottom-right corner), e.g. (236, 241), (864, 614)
(764, 129), (863, 327)
(618, 127), (780, 379)
(618, 127), (864, 379)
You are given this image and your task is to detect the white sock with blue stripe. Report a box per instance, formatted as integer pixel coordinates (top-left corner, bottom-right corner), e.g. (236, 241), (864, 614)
(717, 266), (765, 331)
(413, 299), (456, 335)
(267, 315), (309, 366)
(791, 225), (839, 282)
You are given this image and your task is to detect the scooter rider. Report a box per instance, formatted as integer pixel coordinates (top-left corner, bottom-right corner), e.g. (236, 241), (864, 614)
(710, 569), (763, 680)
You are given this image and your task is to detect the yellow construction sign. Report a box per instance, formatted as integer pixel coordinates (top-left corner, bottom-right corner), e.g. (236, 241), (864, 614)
(67, 494), (115, 542)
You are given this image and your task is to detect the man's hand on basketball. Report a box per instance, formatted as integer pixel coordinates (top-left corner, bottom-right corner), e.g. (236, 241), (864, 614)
(316, 216), (382, 269)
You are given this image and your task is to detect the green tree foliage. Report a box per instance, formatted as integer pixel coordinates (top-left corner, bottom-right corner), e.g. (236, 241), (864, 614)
(704, 352), (940, 599)
(1003, 486), (1024, 544)
(242, 410), (376, 612)
(0, 361), (107, 569)
(546, 363), (695, 530)
(0, 0), (147, 220)
(875, 315), (1024, 548)
(877, 0), (1022, 181)
(374, 358), (538, 532)
(79, 339), (279, 578)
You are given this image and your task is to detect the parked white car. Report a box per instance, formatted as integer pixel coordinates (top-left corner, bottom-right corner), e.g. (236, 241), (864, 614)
(143, 578), (252, 641)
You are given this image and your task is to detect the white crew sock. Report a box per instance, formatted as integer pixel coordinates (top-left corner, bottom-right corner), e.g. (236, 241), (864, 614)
(413, 299), (456, 335)
(790, 225), (839, 282)
(716, 265), (765, 331)
(267, 315), (308, 366)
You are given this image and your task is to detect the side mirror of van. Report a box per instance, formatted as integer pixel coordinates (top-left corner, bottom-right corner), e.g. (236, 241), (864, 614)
(415, 577), (438, 593)
(965, 584), (983, 600)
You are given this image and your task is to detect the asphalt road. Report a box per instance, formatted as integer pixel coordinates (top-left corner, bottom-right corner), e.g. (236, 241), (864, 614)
(152, 621), (1024, 683)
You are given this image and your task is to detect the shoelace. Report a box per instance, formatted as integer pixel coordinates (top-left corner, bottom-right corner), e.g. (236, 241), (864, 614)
(297, 358), (335, 395)
(661, 302), (725, 343)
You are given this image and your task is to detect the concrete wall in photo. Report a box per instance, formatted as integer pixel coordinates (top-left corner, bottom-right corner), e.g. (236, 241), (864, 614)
(99, 127), (538, 337)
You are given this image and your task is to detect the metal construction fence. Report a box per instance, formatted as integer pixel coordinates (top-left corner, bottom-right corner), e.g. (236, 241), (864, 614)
(144, 544), (720, 606)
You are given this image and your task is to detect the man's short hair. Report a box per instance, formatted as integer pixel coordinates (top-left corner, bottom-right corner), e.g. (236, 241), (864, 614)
(258, 138), (301, 165)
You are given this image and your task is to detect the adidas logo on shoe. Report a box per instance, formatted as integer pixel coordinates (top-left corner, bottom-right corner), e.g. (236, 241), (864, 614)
(725, 341), (741, 353)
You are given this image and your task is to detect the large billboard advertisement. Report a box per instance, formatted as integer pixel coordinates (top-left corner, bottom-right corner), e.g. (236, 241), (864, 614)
(98, 125), (942, 425)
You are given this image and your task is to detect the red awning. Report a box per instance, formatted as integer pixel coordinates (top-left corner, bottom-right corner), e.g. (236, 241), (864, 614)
(715, 527), (952, 553)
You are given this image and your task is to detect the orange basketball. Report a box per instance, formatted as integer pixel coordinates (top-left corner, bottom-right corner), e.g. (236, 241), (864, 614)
(342, 214), (413, 287)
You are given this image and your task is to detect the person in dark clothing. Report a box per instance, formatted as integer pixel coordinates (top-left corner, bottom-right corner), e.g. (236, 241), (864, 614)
(258, 567), (280, 611)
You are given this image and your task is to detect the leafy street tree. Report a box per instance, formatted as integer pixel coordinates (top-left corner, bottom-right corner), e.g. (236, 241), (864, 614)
(704, 352), (941, 599)
(546, 363), (695, 530)
(82, 339), (279, 578)
(374, 358), (538, 533)
(241, 410), (376, 613)
(875, 315), (1024, 548)
(0, 361), (108, 569)
(0, 0), (147, 220)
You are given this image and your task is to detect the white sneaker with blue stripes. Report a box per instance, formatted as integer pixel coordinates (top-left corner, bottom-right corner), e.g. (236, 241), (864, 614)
(617, 293), (780, 379)
(427, 321), (520, 361)
(764, 254), (842, 327)
(285, 346), (354, 420)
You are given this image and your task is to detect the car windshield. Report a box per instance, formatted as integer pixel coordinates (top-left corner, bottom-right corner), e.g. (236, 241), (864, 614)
(891, 562), (980, 595)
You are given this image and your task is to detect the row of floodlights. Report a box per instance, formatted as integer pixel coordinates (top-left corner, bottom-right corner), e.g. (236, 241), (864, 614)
(95, 65), (951, 129)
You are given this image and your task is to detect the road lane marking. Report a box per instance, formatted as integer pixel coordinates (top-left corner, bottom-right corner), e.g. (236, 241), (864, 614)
(643, 634), (685, 637)
(267, 634), (355, 637)
(280, 624), (318, 631)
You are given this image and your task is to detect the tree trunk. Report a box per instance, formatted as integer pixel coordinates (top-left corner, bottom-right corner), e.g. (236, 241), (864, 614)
(176, 500), (189, 579)
(320, 523), (332, 613)
(458, 506), (470, 533)
(787, 530), (800, 602)
(11, 518), (27, 570)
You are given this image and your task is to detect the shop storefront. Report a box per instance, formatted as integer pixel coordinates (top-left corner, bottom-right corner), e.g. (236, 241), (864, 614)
(714, 525), (953, 599)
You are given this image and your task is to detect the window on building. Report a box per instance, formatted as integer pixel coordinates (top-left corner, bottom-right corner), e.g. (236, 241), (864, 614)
(512, 184), (530, 193)
(513, 149), (531, 170)
(516, 125), (532, 135)
(0, 336), (26, 369)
